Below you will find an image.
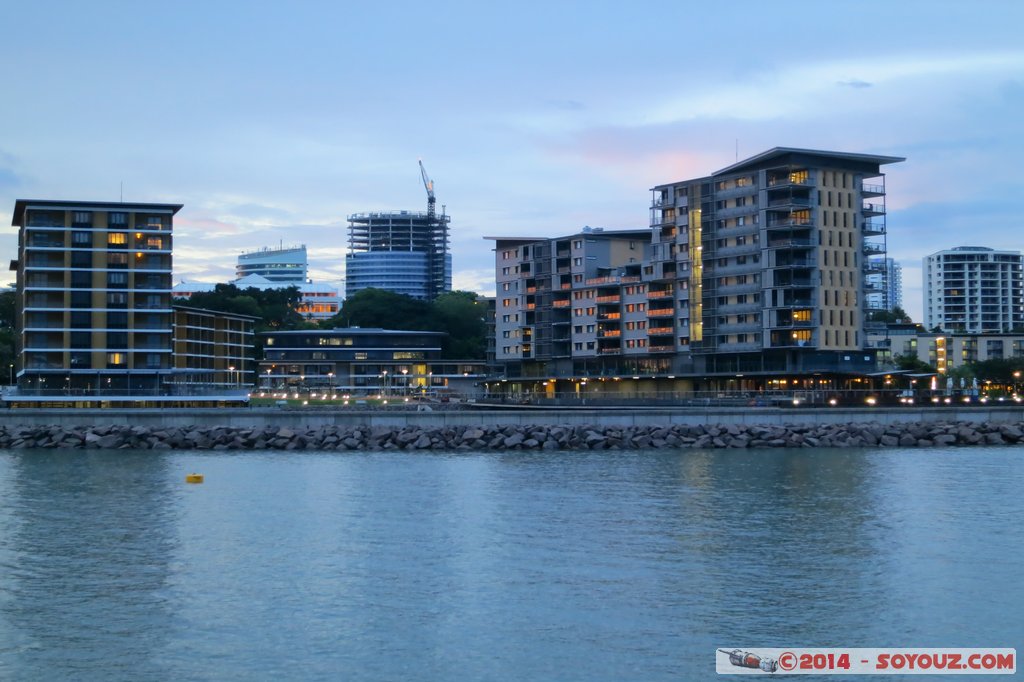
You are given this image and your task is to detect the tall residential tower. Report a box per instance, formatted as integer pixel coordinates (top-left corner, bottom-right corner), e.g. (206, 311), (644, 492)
(924, 246), (1024, 333)
(488, 147), (905, 396)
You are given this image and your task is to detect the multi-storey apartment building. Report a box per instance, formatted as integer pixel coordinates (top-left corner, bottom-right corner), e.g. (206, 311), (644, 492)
(11, 199), (179, 399)
(172, 305), (258, 390)
(8, 199), (253, 407)
(923, 246), (1024, 333)
(865, 257), (903, 312)
(488, 148), (905, 398)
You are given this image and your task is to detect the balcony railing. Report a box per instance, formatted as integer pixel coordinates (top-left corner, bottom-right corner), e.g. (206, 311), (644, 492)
(646, 309), (675, 317)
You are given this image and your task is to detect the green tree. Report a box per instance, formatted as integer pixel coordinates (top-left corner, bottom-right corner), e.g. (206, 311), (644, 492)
(893, 353), (935, 373)
(323, 288), (487, 358)
(431, 291), (487, 358)
(184, 284), (308, 331)
(325, 288), (434, 331)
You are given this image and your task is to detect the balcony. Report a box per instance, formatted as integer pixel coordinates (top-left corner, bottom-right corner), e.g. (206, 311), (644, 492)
(647, 326), (674, 335)
(862, 220), (886, 235)
(717, 322), (762, 334)
(862, 202), (886, 216)
(767, 238), (815, 249)
(861, 182), (885, 197)
(646, 308), (675, 317)
(598, 330), (621, 338)
(552, 299), (570, 308)
(766, 172), (814, 188)
(646, 290), (673, 299)
(766, 197), (811, 209)
(598, 312), (621, 321)
(596, 295), (620, 304)
(767, 217), (814, 228)
(716, 282), (761, 295)
(648, 344), (676, 353)
(714, 204), (758, 219)
(863, 243), (885, 256)
(715, 242), (761, 257)
(772, 258), (816, 269)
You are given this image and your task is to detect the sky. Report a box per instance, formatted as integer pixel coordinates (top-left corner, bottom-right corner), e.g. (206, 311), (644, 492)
(1, 0), (1022, 321)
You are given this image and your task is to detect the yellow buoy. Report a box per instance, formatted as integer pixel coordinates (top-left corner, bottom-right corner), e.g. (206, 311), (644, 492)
(185, 473), (204, 484)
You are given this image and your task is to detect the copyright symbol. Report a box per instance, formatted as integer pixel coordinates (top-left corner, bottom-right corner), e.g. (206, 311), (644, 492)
(778, 651), (797, 671)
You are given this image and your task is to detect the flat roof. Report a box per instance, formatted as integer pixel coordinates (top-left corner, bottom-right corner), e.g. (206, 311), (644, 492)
(259, 328), (447, 337)
(171, 304), (261, 321)
(714, 147), (905, 176)
(12, 199), (184, 226)
(485, 228), (651, 243)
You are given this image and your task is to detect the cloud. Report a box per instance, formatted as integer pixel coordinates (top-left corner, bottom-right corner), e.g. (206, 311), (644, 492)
(837, 79), (872, 88)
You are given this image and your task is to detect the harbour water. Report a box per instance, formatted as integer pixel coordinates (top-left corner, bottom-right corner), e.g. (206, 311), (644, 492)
(0, 446), (1021, 680)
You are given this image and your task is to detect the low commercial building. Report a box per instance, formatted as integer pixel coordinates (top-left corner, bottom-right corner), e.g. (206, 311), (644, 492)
(258, 328), (486, 397)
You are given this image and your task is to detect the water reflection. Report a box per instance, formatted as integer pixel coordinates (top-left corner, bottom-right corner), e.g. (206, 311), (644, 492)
(0, 451), (178, 679)
(0, 447), (1019, 681)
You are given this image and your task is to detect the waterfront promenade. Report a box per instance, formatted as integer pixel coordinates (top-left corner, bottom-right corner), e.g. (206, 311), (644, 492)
(1, 405), (1024, 429)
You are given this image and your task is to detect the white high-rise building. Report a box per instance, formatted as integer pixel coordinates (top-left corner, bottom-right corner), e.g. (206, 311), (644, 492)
(236, 245), (307, 283)
(924, 246), (1024, 333)
(865, 257), (902, 312)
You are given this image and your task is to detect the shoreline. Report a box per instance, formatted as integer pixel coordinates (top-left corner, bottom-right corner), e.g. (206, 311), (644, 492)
(1, 417), (1022, 450)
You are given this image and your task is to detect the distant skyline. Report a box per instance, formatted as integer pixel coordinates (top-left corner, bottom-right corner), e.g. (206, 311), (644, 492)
(2, 1), (1023, 320)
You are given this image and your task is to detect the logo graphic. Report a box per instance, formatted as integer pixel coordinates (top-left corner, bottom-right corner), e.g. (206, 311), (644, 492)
(719, 649), (778, 673)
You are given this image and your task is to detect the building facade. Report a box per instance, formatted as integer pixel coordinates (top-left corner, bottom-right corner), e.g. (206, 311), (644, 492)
(8, 199), (254, 407)
(488, 148), (905, 398)
(923, 246), (1024, 333)
(11, 199), (179, 400)
(236, 245), (307, 283)
(258, 328), (485, 396)
(172, 305), (258, 391)
(865, 257), (902, 312)
(346, 210), (452, 300)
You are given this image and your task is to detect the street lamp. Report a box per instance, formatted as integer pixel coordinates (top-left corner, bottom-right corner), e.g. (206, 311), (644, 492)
(8, 363), (13, 386)
(328, 372), (335, 392)
(401, 368), (408, 395)
(228, 365), (235, 389)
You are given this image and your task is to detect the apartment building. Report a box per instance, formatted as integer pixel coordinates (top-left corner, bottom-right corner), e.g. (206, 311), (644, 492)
(865, 257), (903, 312)
(487, 148), (905, 398)
(172, 305), (258, 390)
(10, 200), (178, 401)
(923, 246), (1024, 333)
(8, 199), (253, 407)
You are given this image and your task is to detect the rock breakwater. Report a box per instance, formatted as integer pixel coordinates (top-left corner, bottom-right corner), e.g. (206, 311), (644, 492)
(1, 420), (1023, 450)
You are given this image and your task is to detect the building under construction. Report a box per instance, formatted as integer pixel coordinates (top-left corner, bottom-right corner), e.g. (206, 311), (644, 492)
(345, 162), (452, 301)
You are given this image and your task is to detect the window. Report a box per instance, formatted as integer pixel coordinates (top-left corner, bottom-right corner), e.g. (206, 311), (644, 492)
(573, 258), (582, 266)
(72, 211), (92, 227)
(108, 272), (128, 287)
(72, 231), (91, 245)
(108, 253), (128, 267)
(107, 292), (127, 307)
(107, 352), (127, 367)
(573, 240), (582, 249)
(108, 233), (128, 246)
(109, 212), (127, 226)
(354, 352), (368, 360)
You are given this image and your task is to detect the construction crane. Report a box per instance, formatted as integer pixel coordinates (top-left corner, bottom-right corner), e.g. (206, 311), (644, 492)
(419, 159), (436, 219)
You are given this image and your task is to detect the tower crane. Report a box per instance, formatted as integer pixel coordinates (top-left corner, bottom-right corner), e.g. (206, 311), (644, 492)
(419, 159), (436, 219)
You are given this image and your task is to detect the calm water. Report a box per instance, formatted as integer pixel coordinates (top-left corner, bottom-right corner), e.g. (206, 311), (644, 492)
(0, 446), (1021, 681)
